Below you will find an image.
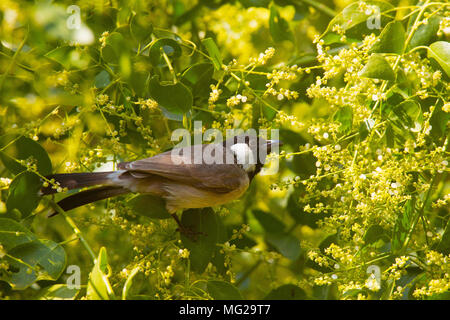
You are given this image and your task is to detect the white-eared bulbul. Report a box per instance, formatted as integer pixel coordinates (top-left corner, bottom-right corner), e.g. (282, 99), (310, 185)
(41, 134), (281, 233)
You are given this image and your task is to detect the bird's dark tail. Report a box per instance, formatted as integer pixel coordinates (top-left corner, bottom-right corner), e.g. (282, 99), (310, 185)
(41, 172), (116, 195)
(48, 185), (129, 217)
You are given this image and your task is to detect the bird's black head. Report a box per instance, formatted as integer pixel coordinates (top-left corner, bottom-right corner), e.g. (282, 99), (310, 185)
(223, 133), (282, 179)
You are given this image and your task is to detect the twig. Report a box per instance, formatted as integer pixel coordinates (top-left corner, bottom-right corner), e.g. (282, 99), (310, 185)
(47, 199), (97, 262)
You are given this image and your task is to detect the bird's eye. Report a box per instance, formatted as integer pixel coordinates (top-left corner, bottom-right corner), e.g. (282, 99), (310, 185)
(245, 136), (249, 144)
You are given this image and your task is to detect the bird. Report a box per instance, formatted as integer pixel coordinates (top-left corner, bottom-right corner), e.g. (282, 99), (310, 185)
(41, 133), (282, 236)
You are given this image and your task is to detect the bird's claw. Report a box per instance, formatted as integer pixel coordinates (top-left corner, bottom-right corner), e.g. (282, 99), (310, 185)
(176, 225), (206, 241)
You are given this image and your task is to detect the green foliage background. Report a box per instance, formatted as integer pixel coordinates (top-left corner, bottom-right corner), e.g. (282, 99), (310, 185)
(0, 0), (449, 300)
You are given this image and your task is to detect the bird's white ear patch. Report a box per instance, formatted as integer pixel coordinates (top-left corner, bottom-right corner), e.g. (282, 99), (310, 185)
(230, 143), (256, 172)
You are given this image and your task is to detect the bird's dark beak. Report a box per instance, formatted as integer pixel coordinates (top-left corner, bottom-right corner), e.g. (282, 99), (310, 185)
(266, 140), (283, 153)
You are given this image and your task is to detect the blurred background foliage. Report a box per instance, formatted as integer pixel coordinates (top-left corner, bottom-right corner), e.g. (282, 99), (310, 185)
(0, 0), (449, 300)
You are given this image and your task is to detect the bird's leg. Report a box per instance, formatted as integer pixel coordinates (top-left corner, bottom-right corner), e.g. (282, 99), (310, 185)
(170, 212), (184, 230)
(171, 211), (204, 241)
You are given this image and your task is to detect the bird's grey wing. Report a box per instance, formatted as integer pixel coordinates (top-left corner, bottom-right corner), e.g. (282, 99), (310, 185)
(118, 145), (245, 193)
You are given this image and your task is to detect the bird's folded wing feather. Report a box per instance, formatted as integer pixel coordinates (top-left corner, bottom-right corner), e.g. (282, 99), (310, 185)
(118, 146), (245, 193)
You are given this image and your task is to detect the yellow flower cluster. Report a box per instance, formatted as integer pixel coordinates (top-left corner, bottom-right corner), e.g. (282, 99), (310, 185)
(226, 94), (248, 107)
(178, 248), (190, 259)
(99, 31), (109, 48)
(202, 4), (269, 61)
(230, 224), (250, 241)
(208, 84), (222, 109)
(307, 250), (330, 268)
(0, 177), (12, 189)
(264, 87), (299, 101)
(137, 98), (159, 110)
(413, 251), (449, 298)
(443, 102), (450, 113)
(274, 111), (305, 129)
(250, 47), (275, 66)
(365, 274), (381, 292)
(162, 265), (174, 285)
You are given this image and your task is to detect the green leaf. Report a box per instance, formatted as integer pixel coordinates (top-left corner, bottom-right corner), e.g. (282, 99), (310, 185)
(45, 46), (90, 70)
(358, 120), (370, 140)
(38, 284), (80, 300)
(211, 217), (228, 275)
(427, 41), (450, 77)
(409, 16), (441, 48)
(148, 75), (193, 114)
(264, 284), (307, 300)
(130, 68), (149, 97)
(175, 4), (202, 26)
(180, 208), (219, 273)
(181, 62), (214, 97)
(266, 233), (301, 260)
(0, 136), (52, 175)
(333, 106), (353, 134)
(287, 193), (322, 228)
(117, 7), (132, 26)
(0, 218), (37, 250)
(6, 171), (42, 220)
(128, 194), (171, 219)
(120, 56), (132, 80)
(149, 38), (182, 67)
(201, 38), (222, 70)
(323, 1), (394, 42)
(207, 280), (243, 300)
(392, 199), (415, 253)
(363, 225), (390, 245)
(252, 210), (300, 260)
(122, 267), (141, 300)
(393, 100), (423, 128)
(360, 54), (395, 81)
(340, 1), (393, 31)
(262, 102), (277, 120)
(385, 123), (395, 148)
(436, 220), (450, 255)
(101, 32), (128, 64)
(321, 32), (343, 45)
(172, 0), (186, 18)
(94, 70), (111, 89)
(269, 4), (294, 43)
(429, 102), (449, 143)
(284, 154), (316, 181)
(370, 21), (405, 54)
(252, 210), (286, 234)
(45, 46), (73, 69)
(86, 247), (115, 300)
(3, 239), (66, 290)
